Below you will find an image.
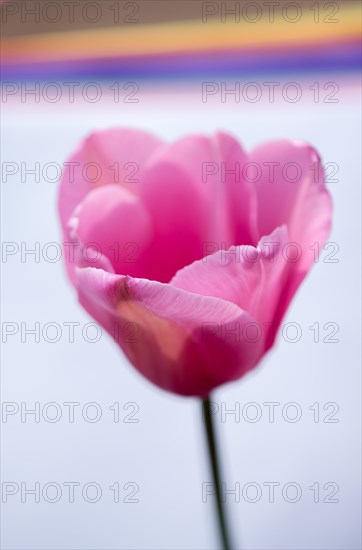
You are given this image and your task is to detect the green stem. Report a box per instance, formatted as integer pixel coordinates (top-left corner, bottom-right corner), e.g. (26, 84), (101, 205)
(202, 396), (233, 550)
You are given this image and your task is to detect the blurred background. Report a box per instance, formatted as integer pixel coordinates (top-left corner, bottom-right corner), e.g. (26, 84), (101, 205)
(1, 1), (361, 549)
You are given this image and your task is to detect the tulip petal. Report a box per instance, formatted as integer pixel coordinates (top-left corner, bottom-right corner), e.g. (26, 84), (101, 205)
(58, 128), (163, 231)
(212, 131), (259, 246)
(138, 132), (258, 282)
(250, 140), (333, 268)
(76, 267), (264, 396)
(250, 140), (333, 312)
(138, 157), (209, 282)
(70, 184), (153, 279)
(170, 227), (290, 350)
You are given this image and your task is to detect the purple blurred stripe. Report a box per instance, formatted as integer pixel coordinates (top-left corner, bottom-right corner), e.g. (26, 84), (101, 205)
(1, 40), (360, 80)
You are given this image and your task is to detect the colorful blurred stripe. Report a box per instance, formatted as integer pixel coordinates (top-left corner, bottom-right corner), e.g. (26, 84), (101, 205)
(1, 2), (361, 80)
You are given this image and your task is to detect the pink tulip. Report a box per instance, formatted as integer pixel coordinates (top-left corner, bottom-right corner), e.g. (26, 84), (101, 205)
(58, 129), (332, 396)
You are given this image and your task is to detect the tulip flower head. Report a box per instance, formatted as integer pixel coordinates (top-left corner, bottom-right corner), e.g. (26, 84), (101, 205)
(59, 130), (332, 396)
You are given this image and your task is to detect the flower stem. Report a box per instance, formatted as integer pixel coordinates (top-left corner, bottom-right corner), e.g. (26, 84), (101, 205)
(202, 396), (233, 550)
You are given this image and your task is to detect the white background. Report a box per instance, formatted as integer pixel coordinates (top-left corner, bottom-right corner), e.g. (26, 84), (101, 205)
(1, 74), (361, 549)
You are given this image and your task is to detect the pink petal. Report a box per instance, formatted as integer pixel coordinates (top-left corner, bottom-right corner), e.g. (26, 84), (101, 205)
(138, 155), (209, 282)
(250, 140), (333, 311)
(250, 140), (333, 269)
(138, 132), (258, 282)
(58, 128), (163, 232)
(170, 227), (290, 351)
(70, 184), (154, 278)
(212, 132), (259, 246)
(63, 207), (114, 286)
(76, 267), (264, 396)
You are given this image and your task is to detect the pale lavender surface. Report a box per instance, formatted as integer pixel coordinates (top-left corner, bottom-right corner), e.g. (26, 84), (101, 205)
(1, 78), (361, 549)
